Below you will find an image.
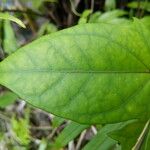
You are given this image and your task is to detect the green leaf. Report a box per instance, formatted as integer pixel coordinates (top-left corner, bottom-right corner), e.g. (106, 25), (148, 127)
(82, 125), (117, 150)
(20, 0), (57, 9)
(20, 0), (42, 9)
(3, 20), (18, 54)
(0, 19), (150, 124)
(0, 13), (26, 28)
(109, 120), (147, 150)
(38, 138), (48, 150)
(37, 22), (57, 37)
(128, 2), (150, 12)
(98, 10), (127, 21)
(83, 121), (134, 150)
(105, 0), (116, 11)
(88, 11), (102, 23)
(52, 116), (65, 128)
(141, 16), (150, 31)
(89, 10), (128, 24)
(0, 91), (18, 108)
(53, 121), (88, 149)
(78, 9), (92, 24)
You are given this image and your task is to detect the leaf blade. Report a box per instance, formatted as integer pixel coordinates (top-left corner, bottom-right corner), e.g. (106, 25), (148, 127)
(0, 13), (26, 28)
(53, 121), (88, 149)
(3, 20), (18, 54)
(0, 20), (149, 124)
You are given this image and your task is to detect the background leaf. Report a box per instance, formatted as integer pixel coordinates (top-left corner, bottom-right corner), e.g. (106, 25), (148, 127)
(52, 121), (88, 149)
(52, 116), (65, 128)
(82, 120), (136, 150)
(128, 2), (150, 12)
(82, 123), (120, 150)
(3, 20), (18, 54)
(0, 91), (18, 108)
(105, 0), (116, 11)
(0, 13), (25, 28)
(89, 10), (128, 24)
(109, 120), (147, 150)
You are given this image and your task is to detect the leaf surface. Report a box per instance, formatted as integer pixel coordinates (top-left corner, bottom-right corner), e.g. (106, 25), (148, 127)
(0, 19), (149, 124)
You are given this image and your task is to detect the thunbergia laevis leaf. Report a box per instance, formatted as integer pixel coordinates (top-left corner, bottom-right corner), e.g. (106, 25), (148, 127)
(0, 19), (149, 124)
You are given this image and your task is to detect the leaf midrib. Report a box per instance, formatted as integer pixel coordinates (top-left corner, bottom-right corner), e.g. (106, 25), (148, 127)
(0, 69), (150, 74)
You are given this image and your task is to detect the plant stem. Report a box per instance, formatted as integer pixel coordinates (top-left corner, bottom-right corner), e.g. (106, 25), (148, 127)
(132, 120), (150, 150)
